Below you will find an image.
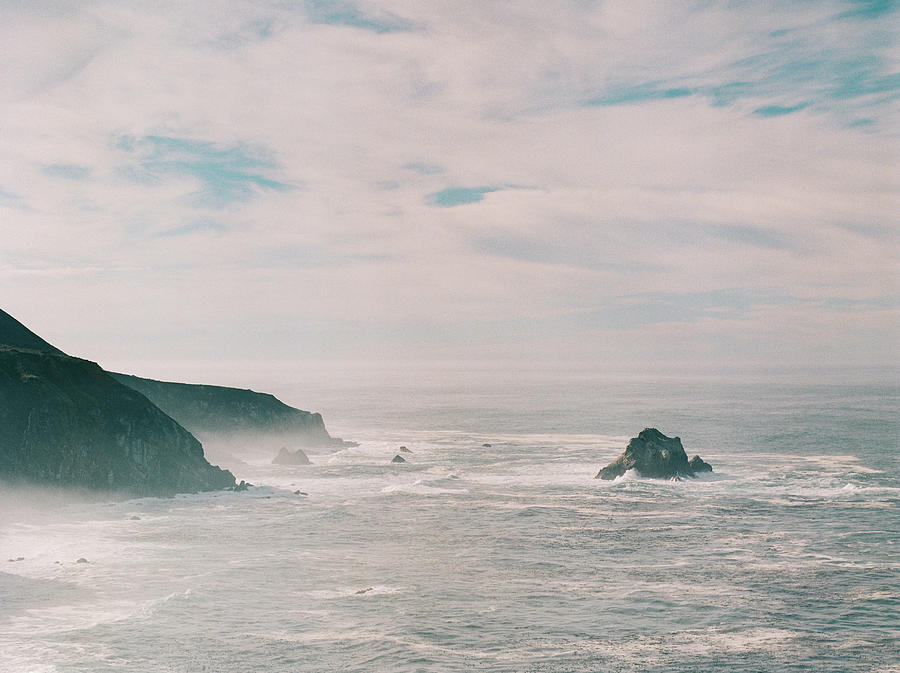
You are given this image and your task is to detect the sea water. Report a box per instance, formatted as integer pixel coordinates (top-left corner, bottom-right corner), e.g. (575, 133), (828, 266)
(1, 364), (898, 672)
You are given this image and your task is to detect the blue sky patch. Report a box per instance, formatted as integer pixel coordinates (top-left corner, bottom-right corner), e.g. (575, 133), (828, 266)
(837, 0), (897, 20)
(304, 0), (415, 33)
(427, 186), (499, 207)
(753, 103), (808, 117)
(587, 84), (693, 106)
(117, 135), (293, 209)
(42, 163), (92, 180)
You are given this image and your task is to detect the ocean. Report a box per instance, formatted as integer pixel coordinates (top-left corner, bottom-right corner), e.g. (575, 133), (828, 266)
(1, 364), (898, 672)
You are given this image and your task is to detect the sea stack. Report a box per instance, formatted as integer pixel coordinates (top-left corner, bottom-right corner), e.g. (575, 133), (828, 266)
(272, 447), (311, 465)
(595, 428), (712, 480)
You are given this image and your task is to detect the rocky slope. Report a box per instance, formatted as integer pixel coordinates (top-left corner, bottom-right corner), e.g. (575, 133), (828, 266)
(0, 349), (235, 495)
(595, 428), (712, 480)
(0, 310), (235, 495)
(110, 372), (353, 448)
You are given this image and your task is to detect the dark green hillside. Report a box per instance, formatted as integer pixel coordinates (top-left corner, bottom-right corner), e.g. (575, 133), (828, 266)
(0, 310), (235, 495)
(0, 308), (65, 355)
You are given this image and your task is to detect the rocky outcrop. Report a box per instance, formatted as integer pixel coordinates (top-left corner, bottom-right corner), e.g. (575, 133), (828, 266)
(391, 454), (406, 463)
(595, 428), (712, 480)
(689, 455), (713, 473)
(110, 373), (355, 449)
(272, 447), (311, 465)
(0, 347), (235, 495)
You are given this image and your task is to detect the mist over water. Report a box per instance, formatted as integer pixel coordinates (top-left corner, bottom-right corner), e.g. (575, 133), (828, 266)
(1, 365), (898, 672)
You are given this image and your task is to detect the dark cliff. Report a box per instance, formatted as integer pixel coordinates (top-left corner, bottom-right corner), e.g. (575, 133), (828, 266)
(0, 308), (65, 355)
(0, 309), (235, 495)
(110, 373), (351, 448)
(0, 349), (235, 495)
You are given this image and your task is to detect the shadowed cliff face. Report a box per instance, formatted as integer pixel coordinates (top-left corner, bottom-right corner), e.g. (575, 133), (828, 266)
(110, 373), (350, 448)
(0, 307), (236, 496)
(0, 349), (235, 495)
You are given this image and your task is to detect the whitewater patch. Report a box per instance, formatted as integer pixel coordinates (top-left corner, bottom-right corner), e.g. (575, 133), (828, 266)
(294, 585), (404, 600)
(380, 479), (469, 496)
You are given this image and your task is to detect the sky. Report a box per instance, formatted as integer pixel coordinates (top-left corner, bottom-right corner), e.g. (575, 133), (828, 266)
(1, 0), (898, 381)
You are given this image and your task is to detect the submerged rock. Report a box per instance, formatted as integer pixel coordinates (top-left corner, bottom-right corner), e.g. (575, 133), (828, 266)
(272, 447), (311, 465)
(595, 428), (712, 480)
(482, 443), (492, 448)
(76, 558), (88, 564)
(391, 455), (406, 464)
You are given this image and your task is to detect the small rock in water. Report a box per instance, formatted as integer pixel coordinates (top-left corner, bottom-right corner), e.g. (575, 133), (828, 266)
(355, 587), (374, 595)
(7, 557), (24, 562)
(272, 447), (311, 465)
(688, 455), (713, 473)
(391, 454), (406, 463)
(130, 515), (141, 520)
(399, 446), (411, 453)
(482, 443), (492, 448)
(76, 558), (88, 564)
(234, 480), (252, 492)
(294, 490), (308, 496)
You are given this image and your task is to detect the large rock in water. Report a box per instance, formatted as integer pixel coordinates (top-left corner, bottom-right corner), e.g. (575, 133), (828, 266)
(595, 428), (712, 480)
(0, 308), (234, 495)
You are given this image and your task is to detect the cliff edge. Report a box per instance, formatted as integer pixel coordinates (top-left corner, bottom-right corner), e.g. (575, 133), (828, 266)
(0, 310), (235, 495)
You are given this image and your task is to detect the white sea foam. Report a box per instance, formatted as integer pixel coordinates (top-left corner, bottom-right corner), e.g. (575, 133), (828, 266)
(380, 479), (469, 495)
(294, 584), (403, 600)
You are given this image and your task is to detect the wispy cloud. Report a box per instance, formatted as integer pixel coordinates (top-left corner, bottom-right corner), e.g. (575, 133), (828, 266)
(156, 219), (228, 237)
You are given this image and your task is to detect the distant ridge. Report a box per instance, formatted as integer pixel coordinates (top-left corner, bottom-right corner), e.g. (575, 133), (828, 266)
(110, 372), (354, 448)
(0, 308), (65, 355)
